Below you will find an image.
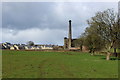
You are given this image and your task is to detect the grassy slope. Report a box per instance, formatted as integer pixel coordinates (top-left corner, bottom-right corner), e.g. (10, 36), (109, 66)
(2, 50), (118, 78)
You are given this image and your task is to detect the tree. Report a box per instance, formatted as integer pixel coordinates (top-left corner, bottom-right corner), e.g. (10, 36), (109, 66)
(83, 26), (104, 54)
(87, 9), (119, 51)
(83, 9), (120, 59)
(27, 41), (34, 46)
(77, 37), (84, 51)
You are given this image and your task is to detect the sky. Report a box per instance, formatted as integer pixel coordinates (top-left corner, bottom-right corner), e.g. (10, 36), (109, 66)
(1, 1), (118, 45)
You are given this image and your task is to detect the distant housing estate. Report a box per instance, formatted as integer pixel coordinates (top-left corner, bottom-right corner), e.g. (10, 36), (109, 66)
(0, 42), (63, 50)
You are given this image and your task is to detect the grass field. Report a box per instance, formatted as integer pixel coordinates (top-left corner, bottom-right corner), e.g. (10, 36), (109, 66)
(2, 50), (118, 78)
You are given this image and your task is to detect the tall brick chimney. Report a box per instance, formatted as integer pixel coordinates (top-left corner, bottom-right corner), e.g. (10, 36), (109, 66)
(68, 20), (72, 49)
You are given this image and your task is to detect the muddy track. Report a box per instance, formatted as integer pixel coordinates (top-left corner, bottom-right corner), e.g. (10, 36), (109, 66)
(38, 59), (49, 78)
(38, 58), (75, 78)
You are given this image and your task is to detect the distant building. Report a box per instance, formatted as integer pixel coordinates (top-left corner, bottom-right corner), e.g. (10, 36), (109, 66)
(40, 45), (53, 50)
(14, 44), (20, 50)
(2, 42), (11, 49)
(1, 42), (55, 50)
(64, 20), (89, 51)
(10, 45), (15, 50)
(64, 20), (80, 50)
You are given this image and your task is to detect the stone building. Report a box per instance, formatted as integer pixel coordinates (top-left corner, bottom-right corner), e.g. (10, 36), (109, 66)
(64, 20), (79, 50)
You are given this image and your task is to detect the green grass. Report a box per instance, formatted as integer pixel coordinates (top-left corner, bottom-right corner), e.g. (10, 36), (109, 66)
(2, 50), (118, 78)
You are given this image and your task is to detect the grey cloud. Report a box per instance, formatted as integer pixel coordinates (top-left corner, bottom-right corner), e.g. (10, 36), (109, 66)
(2, 2), (118, 30)
(2, 2), (118, 44)
(2, 2), (55, 29)
(2, 28), (66, 45)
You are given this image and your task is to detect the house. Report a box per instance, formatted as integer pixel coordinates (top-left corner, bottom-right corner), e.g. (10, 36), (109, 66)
(40, 45), (53, 50)
(2, 42), (11, 49)
(10, 45), (15, 50)
(33, 45), (41, 50)
(14, 44), (20, 50)
(25, 46), (29, 50)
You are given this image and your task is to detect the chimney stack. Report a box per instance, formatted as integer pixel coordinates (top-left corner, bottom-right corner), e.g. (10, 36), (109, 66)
(68, 20), (72, 49)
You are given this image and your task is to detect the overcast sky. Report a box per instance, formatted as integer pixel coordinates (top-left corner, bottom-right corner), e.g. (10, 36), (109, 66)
(1, 2), (118, 45)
